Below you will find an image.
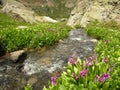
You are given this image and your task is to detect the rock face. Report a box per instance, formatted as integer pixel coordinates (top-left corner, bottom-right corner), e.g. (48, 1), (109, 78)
(67, 0), (120, 27)
(1, 0), (57, 23)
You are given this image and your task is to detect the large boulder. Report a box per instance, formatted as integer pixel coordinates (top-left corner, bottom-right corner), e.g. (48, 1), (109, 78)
(0, 0), (7, 6)
(1, 0), (57, 23)
(67, 0), (120, 27)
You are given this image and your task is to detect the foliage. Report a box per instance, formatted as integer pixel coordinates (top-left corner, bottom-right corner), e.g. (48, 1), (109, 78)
(0, 22), (71, 52)
(44, 21), (120, 90)
(24, 84), (32, 90)
(74, 24), (81, 29)
(0, 13), (29, 30)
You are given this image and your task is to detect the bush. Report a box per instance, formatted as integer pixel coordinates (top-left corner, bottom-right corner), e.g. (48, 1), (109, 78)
(0, 23), (71, 52)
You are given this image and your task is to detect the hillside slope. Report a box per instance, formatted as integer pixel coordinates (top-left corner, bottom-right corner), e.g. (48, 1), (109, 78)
(17, 0), (80, 19)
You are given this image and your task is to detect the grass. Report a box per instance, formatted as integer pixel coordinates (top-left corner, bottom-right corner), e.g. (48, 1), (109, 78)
(0, 13), (30, 30)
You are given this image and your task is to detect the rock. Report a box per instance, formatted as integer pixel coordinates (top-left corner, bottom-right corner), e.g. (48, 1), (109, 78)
(10, 50), (27, 63)
(0, 66), (6, 72)
(60, 18), (67, 22)
(1, 0), (57, 24)
(35, 16), (57, 23)
(16, 26), (28, 29)
(27, 76), (37, 85)
(0, 0), (7, 6)
(67, 0), (120, 27)
(59, 39), (64, 43)
(1, 0), (36, 24)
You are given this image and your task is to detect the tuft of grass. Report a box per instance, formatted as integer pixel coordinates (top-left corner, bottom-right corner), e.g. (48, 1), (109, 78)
(0, 13), (30, 30)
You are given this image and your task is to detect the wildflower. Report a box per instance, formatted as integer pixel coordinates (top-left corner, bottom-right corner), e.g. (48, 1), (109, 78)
(86, 57), (92, 62)
(75, 76), (79, 80)
(108, 68), (113, 72)
(71, 72), (75, 77)
(99, 73), (110, 84)
(103, 58), (108, 62)
(94, 75), (99, 83)
(84, 57), (93, 67)
(51, 76), (57, 86)
(69, 57), (76, 65)
(80, 69), (88, 78)
(92, 54), (98, 64)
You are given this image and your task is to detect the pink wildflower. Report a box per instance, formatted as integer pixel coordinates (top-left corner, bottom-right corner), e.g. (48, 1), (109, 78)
(99, 73), (110, 84)
(103, 58), (108, 62)
(51, 76), (57, 86)
(80, 69), (88, 78)
(69, 57), (76, 65)
(94, 75), (99, 83)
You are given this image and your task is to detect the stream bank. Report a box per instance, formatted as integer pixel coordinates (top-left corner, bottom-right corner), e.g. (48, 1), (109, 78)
(0, 28), (97, 90)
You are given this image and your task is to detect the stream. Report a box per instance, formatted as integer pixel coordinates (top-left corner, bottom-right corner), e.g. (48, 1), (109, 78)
(0, 28), (97, 90)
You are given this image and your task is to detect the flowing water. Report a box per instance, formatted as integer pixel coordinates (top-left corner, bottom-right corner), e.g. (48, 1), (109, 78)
(0, 28), (97, 90)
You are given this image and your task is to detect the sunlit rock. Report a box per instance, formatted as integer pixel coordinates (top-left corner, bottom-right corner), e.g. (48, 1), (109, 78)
(67, 0), (120, 27)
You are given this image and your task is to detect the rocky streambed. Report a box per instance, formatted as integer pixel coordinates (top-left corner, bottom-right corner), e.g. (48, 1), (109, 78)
(0, 28), (97, 90)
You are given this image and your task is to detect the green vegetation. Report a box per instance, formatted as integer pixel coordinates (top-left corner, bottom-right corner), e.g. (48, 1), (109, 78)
(24, 84), (32, 90)
(0, 13), (71, 53)
(0, 13), (29, 30)
(44, 21), (120, 90)
(0, 23), (71, 52)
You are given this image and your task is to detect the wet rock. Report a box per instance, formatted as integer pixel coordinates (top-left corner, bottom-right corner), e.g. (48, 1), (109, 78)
(0, 66), (6, 72)
(16, 64), (24, 72)
(27, 76), (37, 85)
(10, 50), (27, 63)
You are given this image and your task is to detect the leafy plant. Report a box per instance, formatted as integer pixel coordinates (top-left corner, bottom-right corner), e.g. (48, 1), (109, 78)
(24, 84), (32, 90)
(0, 22), (71, 52)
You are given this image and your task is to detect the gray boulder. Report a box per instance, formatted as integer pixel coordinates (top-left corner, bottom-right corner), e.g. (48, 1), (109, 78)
(1, 0), (57, 23)
(67, 0), (120, 27)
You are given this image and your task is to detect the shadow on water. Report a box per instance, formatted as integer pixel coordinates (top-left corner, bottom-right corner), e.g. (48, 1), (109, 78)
(0, 28), (97, 90)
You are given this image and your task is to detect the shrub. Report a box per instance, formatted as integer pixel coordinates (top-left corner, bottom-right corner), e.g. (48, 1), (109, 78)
(0, 23), (71, 52)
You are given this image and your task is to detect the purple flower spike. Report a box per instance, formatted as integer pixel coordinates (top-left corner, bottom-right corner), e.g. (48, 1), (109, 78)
(69, 57), (76, 65)
(71, 72), (75, 77)
(100, 73), (110, 84)
(80, 69), (88, 78)
(86, 57), (92, 62)
(94, 75), (99, 83)
(103, 58), (108, 62)
(85, 57), (93, 67)
(75, 76), (79, 80)
(51, 76), (57, 86)
(108, 68), (113, 72)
